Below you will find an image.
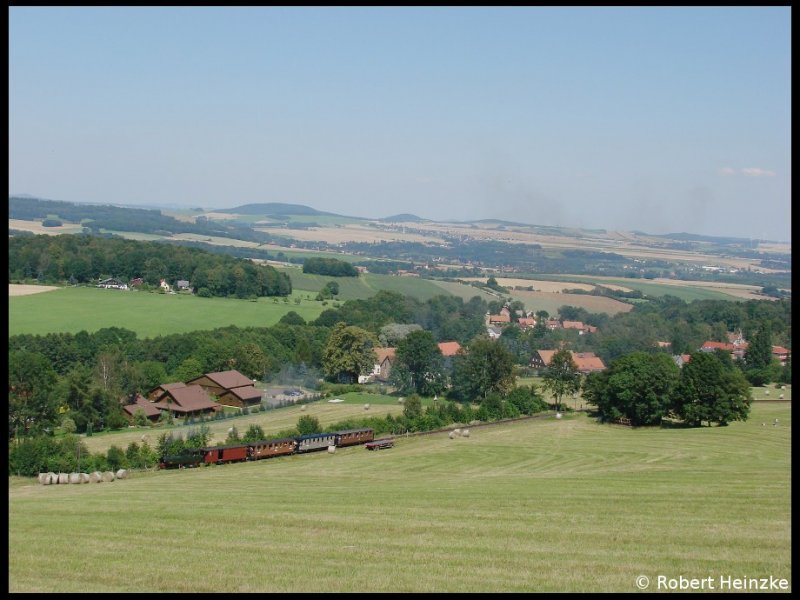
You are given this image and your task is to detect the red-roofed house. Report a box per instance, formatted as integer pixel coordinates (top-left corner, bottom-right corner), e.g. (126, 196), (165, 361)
(488, 313), (511, 325)
(437, 341), (462, 357)
(147, 382), (187, 402)
(530, 350), (605, 374)
(772, 346), (791, 366)
(370, 347), (397, 382)
(517, 317), (536, 330)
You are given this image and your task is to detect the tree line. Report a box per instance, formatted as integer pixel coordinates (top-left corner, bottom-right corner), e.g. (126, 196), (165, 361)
(8, 234), (292, 298)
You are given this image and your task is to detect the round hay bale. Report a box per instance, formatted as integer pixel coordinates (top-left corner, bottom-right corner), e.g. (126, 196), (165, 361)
(140, 434), (148, 442)
(469, 420), (480, 426)
(80, 473), (91, 483)
(102, 471), (116, 482)
(398, 398), (404, 404)
(90, 471), (103, 483)
(364, 403), (370, 410)
(779, 394), (784, 400)
(69, 473), (81, 484)
(555, 413), (563, 420)
(58, 473), (69, 485)
(38, 473), (48, 485)
(43, 474), (54, 485)
(327, 445), (336, 454)
(115, 469), (128, 480)
(448, 431), (456, 439)
(300, 405), (306, 411)
(48, 472), (57, 484)
(462, 429), (470, 438)
(764, 390), (770, 395)
(781, 385), (786, 390)
(453, 428), (461, 436)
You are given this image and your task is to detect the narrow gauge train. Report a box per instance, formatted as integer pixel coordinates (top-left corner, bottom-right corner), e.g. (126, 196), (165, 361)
(158, 427), (374, 469)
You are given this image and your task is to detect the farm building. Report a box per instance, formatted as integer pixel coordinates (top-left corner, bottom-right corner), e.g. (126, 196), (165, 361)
(151, 384), (220, 417)
(371, 347), (397, 382)
(530, 350), (606, 374)
(97, 277), (128, 290)
(147, 382), (187, 402)
(187, 370), (262, 408)
(120, 394), (162, 423)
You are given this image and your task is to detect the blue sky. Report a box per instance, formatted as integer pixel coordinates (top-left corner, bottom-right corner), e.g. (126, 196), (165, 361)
(9, 7), (791, 241)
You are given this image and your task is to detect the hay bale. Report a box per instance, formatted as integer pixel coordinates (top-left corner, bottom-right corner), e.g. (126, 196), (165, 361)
(453, 428), (461, 436)
(781, 385), (786, 390)
(300, 405), (306, 411)
(90, 471), (103, 483)
(38, 473), (48, 485)
(462, 429), (470, 438)
(469, 420), (480, 426)
(102, 471), (116, 482)
(398, 398), (404, 404)
(555, 413), (563, 420)
(779, 394), (784, 400)
(448, 432), (456, 439)
(764, 390), (770, 395)
(80, 473), (91, 483)
(327, 445), (336, 454)
(364, 403), (370, 410)
(115, 469), (128, 480)
(141, 434), (148, 442)
(58, 473), (69, 485)
(47, 472), (57, 484)
(69, 473), (81, 484)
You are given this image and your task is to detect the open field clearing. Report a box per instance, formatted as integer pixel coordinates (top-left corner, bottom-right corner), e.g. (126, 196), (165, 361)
(9, 218), (84, 235)
(8, 284), (61, 296)
(507, 290), (635, 316)
(9, 402), (790, 593)
(649, 278), (774, 301)
(461, 277), (598, 293)
(8, 287), (325, 338)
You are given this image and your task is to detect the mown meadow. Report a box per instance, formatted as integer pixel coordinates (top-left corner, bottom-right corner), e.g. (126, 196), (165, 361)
(9, 402), (791, 593)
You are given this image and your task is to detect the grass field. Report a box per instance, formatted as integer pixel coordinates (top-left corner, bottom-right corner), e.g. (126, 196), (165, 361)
(9, 401), (791, 592)
(8, 287), (326, 337)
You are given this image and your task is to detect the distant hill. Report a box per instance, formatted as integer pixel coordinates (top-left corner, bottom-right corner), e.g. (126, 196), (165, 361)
(381, 213), (426, 222)
(214, 203), (340, 217)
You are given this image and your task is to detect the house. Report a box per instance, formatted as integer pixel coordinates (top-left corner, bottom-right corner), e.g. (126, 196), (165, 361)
(120, 393), (162, 423)
(176, 280), (191, 291)
(673, 354), (692, 368)
(186, 370), (263, 408)
(371, 347), (397, 382)
(129, 277), (144, 287)
(437, 341), (462, 357)
(545, 319), (562, 330)
(562, 321), (596, 335)
(159, 279), (171, 292)
(530, 350), (606, 374)
(151, 384), (221, 417)
(772, 346), (791, 366)
(656, 341), (672, 349)
(488, 313), (511, 325)
(487, 326), (503, 339)
(147, 382), (187, 402)
(517, 317), (536, 330)
(97, 277), (128, 290)
(700, 341), (747, 361)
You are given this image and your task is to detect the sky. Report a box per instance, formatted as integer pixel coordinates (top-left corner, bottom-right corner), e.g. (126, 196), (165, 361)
(9, 7), (792, 241)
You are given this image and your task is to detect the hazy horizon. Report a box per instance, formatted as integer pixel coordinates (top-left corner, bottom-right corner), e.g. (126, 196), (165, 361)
(9, 7), (791, 242)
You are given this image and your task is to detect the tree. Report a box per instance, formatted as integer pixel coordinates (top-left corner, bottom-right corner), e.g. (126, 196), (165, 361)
(171, 357), (204, 383)
(743, 324), (775, 385)
(582, 352), (680, 426)
(321, 323), (378, 383)
(672, 351), (751, 426)
(297, 415), (321, 436)
(402, 395), (423, 421)
(540, 349), (581, 412)
(9, 351), (59, 439)
(450, 337), (515, 401)
(243, 424), (266, 442)
(394, 330), (446, 396)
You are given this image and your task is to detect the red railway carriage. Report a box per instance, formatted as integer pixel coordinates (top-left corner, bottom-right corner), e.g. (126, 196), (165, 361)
(248, 438), (296, 460)
(201, 444), (249, 465)
(334, 428), (374, 447)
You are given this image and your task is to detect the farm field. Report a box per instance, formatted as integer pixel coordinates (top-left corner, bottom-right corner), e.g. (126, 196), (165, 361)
(9, 402), (791, 593)
(506, 289), (635, 316)
(8, 287), (325, 338)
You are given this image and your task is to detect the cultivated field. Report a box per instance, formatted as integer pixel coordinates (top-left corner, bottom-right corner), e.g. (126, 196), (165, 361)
(9, 284), (61, 297)
(507, 289), (635, 316)
(8, 287), (326, 338)
(9, 402), (791, 593)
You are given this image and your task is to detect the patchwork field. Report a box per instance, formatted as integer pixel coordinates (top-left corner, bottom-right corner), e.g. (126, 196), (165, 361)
(9, 402), (791, 592)
(507, 289), (635, 316)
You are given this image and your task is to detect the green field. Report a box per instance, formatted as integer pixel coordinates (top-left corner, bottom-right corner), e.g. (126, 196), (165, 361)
(9, 401), (791, 592)
(8, 287), (325, 338)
